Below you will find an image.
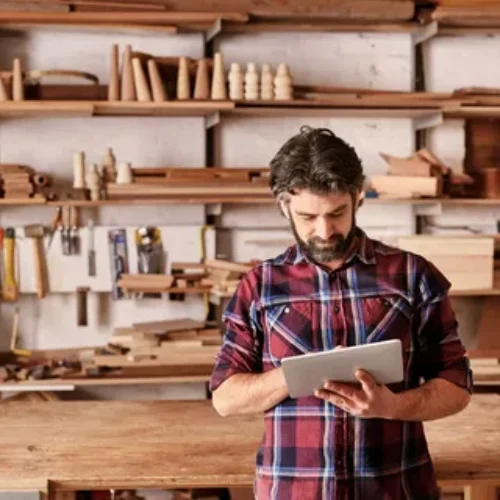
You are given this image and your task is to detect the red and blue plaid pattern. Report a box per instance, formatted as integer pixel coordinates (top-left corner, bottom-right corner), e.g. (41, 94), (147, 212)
(210, 228), (472, 500)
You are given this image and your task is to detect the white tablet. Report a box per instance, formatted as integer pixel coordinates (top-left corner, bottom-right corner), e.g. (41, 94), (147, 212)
(281, 339), (404, 398)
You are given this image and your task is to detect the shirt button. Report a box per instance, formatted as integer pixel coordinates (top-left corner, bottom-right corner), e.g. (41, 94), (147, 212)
(334, 305), (340, 313)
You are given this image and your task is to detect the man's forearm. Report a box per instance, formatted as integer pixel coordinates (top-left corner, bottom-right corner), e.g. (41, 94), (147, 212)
(391, 378), (471, 421)
(212, 368), (289, 416)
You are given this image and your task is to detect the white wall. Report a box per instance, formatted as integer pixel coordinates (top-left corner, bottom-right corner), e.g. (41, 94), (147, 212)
(0, 30), (211, 399)
(0, 27), (490, 395)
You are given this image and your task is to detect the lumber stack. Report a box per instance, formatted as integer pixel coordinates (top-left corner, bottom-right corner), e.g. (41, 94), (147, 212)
(397, 236), (494, 291)
(0, 319), (223, 383)
(90, 319), (222, 376)
(369, 149), (473, 199)
(203, 258), (252, 296)
(0, 164), (51, 200)
(117, 271), (212, 295)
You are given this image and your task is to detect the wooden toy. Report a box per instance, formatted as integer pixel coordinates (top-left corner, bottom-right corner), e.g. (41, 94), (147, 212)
(228, 62), (243, 100)
(244, 62), (259, 100)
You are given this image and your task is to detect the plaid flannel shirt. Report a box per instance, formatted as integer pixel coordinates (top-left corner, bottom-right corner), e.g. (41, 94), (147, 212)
(210, 228), (473, 500)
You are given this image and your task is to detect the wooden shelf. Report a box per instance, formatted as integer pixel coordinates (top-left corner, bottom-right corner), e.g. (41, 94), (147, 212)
(0, 100), (235, 117)
(0, 196), (498, 209)
(230, 105), (441, 119)
(222, 21), (423, 34)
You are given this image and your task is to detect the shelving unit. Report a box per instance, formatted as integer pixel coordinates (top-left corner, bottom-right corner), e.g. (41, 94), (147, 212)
(1, 5), (499, 393)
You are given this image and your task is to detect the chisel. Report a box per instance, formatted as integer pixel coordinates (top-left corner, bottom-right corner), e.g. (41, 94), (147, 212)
(88, 219), (96, 277)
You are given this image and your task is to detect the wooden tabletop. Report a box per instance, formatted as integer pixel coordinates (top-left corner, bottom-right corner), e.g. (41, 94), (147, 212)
(0, 395), (498, 492)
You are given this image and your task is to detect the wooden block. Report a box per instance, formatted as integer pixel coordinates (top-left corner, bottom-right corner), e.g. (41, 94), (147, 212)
(211, 52), (227, 100)
(121, 44), (136, 101)
(397, 236), (494, 257)
(380, 152), (434, 177)
(108, 43), (120, 101)
(0, 76), (9, 101)
(204, 258), (252, 274)
(177, 56), (191, 100)
(12, 58), (23, 101)
(370, 175), (441, 198)
(194, 58), (210, 99)
(132, 58), (152, 102)
(147, 58), (166, 102)
(397, 236), (494, 291)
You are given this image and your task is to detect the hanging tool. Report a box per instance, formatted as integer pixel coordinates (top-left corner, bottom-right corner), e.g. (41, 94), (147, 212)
(10, 307), (31, 357)
(24, 224), (47, 299)
(47, 206), (62, 252)
(76, 286), (90, 327)
(2, 227), (18, 302)
(88, 218), (96, 277)
(62, 205), (71, 256)
(108, 229), (129, 300)
(70, 206), (81, 255)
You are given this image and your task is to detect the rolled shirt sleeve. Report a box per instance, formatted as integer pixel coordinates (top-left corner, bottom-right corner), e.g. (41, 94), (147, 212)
(209, 269), (263, 392)
(415, 258), (473, 393)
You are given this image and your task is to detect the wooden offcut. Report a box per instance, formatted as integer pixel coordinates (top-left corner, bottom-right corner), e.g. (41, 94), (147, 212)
(370, 175), (441, 198)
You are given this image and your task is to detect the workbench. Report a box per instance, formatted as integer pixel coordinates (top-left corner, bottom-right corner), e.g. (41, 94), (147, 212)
(0, 395), (498, 500)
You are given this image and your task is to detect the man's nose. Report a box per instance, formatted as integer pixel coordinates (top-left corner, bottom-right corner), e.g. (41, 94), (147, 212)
(315, 218), (335, 241)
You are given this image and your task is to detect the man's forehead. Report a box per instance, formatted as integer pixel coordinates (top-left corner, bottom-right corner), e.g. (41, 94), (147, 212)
(289, 189), (351, 212)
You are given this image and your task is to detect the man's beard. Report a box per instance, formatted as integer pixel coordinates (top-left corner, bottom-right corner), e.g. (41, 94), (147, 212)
(289, 212), (357, 263)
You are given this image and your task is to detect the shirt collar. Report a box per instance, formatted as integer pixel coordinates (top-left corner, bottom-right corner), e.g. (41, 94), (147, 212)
(282, 227), (376, 267)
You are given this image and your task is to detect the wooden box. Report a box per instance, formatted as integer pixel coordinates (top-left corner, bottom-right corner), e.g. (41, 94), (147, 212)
(397, 236), (494, 291)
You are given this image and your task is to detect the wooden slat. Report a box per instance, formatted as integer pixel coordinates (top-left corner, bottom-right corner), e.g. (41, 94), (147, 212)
(0, 10), (249, 24)
(132, 318), (205, 334)
(74, 0), (414, 20)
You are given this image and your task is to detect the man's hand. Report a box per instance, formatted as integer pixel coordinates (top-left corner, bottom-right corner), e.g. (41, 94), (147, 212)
(314, 369), (400, 419)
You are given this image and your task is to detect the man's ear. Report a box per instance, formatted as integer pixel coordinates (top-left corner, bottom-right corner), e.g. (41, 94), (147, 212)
(354, 191), (363, 209)
(277, 195), (291, 219)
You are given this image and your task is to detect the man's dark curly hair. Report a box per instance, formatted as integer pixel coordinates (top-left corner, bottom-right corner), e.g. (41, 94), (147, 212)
(269, 126), (365, 199)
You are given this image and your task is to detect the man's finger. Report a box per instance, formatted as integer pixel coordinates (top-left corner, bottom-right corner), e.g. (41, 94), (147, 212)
(355, 369), (376, 394)
(315, 389), (355, 412)
(323, 381), (361, 402)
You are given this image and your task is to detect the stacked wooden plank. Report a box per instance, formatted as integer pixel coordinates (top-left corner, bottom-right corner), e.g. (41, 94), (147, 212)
(370, 149), (474, 199)
(106, 167), (271, 201)
(117, 270), (212, 294)
(203, 259), (253, 296)
(89, 318), (222, 377)
(397, 236), (494, 291)
(0, 164), (51, 201)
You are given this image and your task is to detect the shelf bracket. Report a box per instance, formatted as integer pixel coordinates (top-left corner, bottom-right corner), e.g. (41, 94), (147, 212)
(414, 202), (443, 217)
(205, 18), (222, 43)
(205, 112), (220, 129)
(412, 21), (438, 45)
(206, 203), (222, 216)
(413, 111), (442, 131)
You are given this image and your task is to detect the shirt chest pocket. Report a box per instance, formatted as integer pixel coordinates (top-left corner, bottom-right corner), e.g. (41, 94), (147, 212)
(360, 295), (413, 350)
(263, 300), (317, 366)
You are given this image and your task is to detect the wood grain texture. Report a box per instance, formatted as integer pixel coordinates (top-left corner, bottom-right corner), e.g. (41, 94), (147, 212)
(70, 0), (414, 20)
(0, 396), (498, 491)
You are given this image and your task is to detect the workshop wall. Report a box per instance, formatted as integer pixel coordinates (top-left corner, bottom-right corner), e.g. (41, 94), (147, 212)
(0, 27), (488, 397)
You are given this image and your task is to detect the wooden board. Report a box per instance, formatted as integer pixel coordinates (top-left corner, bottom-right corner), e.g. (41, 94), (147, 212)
(0, 396), (497, 491)
(132, 318), (205, 334)
(0, 10), (249, 24)
(370, 175), (441, 198)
